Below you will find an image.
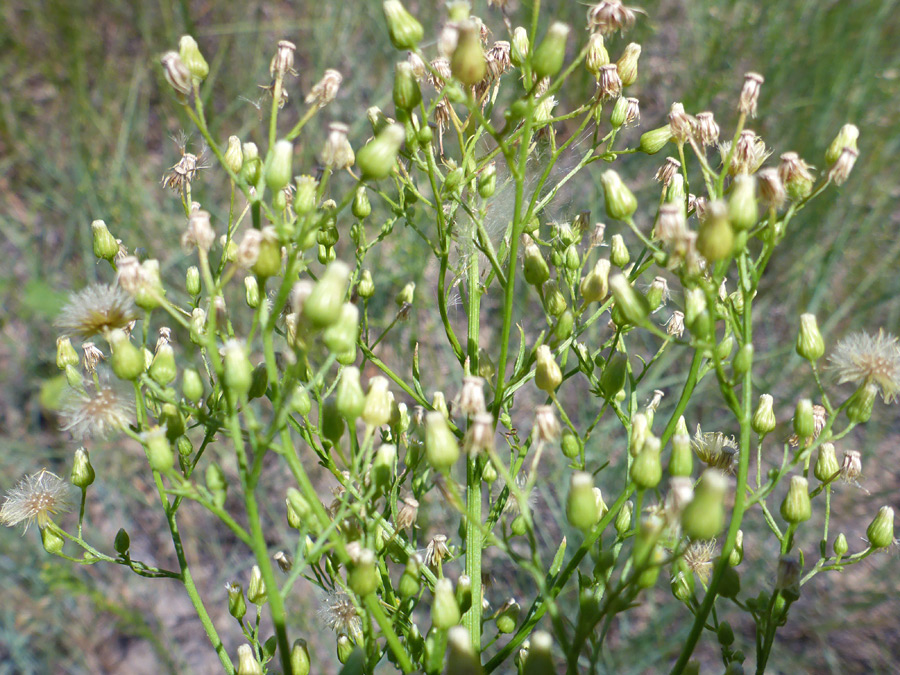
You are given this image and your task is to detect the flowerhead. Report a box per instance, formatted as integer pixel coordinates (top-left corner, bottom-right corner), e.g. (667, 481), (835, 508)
(55, 283), (137, 339)
(1, 469), (73, 532)
(828, 329), (900, 403)
(319, 592), (362, 643)
(60, 376), (134, 438)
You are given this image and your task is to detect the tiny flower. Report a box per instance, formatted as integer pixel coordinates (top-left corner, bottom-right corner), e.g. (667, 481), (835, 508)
(683, 539), (717, 584)
(692, 425), (738, 473)
(60, 377), (134, 438)
(424, 533), (451, 567)
(668, 102), (694, 143)
(236, 229), (263, 269)
(534, 405), (561, 442)
(828, 330), (900, 403)
(738, 72), (764, 117)
(655, 157), (681, 187)
(55, 283), (137, 339)
(722, 130), (771, 175)
(840, 449), (862, 482)
(395, 496), (420, 530)
(485, 40), (511, 80)
(270, 39), (298, 79)
(757, 167), (786, 209)
(181, 208), (216, 252)
(787, 402), (826, 448)
(1, 469), (73, 532)
(827, 146), (858, 186)
(319, 592), (362, 643)
(586, 0), (638, 36)
(305, 69), (343, 107)
(692, 112), (719, 146)
(321, 122), (355, 170)
(81, 342), (105, 372)
(161, 138), (208, 192)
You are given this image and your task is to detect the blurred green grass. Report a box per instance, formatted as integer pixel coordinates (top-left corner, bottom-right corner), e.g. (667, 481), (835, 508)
(1, 0), (899, 672)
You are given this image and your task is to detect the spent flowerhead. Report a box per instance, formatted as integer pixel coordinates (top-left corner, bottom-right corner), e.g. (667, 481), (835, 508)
(60, 376), (134, 438)
(1, 469), (73, 532)
(319, 592), (363, 643)
(828, 330), (900, 403)
(55, 283), (138, 339)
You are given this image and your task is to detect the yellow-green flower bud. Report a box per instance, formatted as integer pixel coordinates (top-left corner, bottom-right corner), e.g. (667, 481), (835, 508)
(847, 381), (877, 424)
(681, 469), (727, 540)
(511, 26), (529, 67)
(586, 33), (609, 77)
(601, 171), (637, 221)
(609, 234), (630, 267)
(335, 366), (365, 421)
(543, 280), (567, 316)
(348, 547), (378, 596)
(236, 644), (262, 675)
(866, 506), (895, 548)
(814, 442), (840, 482)
(639, 125), (673, 155)
(728, 175), (757, 231)
(398, 556), (421, 599)
(482, 460), (498, 483)
(108, 329), (144, 381)
(323, 303), (359, 355)
(149, 343), (177, 386)
(697, 201), (734, 262)
(247, 565), (267, 605)
(184, 265), (201, 297)
(560, 429), (581, 460)
(534, 345), (562, 393)
(630, 436), (662, 489)
(266, 140), (293, 193)
(292, 175), (318, 216)
(793, 398), (815, 440)
(42, 526), (65, 555)
(780, 475), (812, 523)
(350, 187), (371, 222)
(600, 351), (628, 399)
(144, 427), (174, 473)
(615, 43), (641, 87)
(56, 336), (79, 370)
(91, 220), (119, 262)
(615, 500), (633, 538)
(241, 142), (262, 185)
(357, 269), (375, 300)
(357, 123), (405, 180)
(223, 135), (243, 175)
(450, 20), (487, 86)
(670, 431), (693, 478)
(182, 368), (204, 403)
(825, 123), (859, 166)
(70, 447), (95, 489)
(383, 0), (424, 50)
(629, 412), (649, 457)
(336, 635), (354, 665)
(425, 411), (460, 472)
(304, 261), (350, 328)
(454, 574), (472, 614)
(523, 239), (550, 286)
(478, 162), (497, 199)
(609, 274), (650, 325)
(246, 363), (267, 400)
(834, 533), (848, 557)
(752, 393), (777, 436)
(223, 340), (252, 399)
(178, 35), (208, 81)
(533, 22), (570, 79)
(240, 276), (258, 310)
(290, 639), (310, 675)
(395, 281), (415, 308)
(224, 582), (246, 621)
(291, 386), (312, 417)
(251, 232), (281, 279)
(733, 342), (754, 377)
(362, 376), (392, 428)
(796, 313), (825, 362)
(393, 61), (422, 111)
(567, 471), (600, 532)
(495, 599), (520, 634)
(431, 578), (461, 629)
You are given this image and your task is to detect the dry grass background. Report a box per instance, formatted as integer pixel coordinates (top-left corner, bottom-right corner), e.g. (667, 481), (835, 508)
(1, 0), (899, 672)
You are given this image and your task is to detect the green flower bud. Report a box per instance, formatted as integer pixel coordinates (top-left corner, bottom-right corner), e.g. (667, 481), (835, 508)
(56, 337), (79, 370)
(70, 447), (95, 489)
(825, 123), (859, 166)
(615, 500), (633, 538)
(158, 402), (183, 440)
(681, 469), (728, 540)
(585, 33), (609, 77)
(205, 462), (227, 508)
(729, 529), (744, 566)
(383, 0), (424, 50)
(578, 258), (611, 304)
(304, 261), (350, 328)
(265, 140), (293, 193)
(631, 436), (662, 489)
(64, 364), (81, 388)
(247, 565), (267, 605)
(639, 125), (673, 155)
(178, 35), (209, 81)
(533, 22), (570, 79)
(91, 220), (119, 262)
(290, 639), (310, 675)
(833, 533), (848, 557)
(113, 527), (130, 555)
(335, 635), (354, 665)
(393, 61), (422, 111)
(236, 644), (262, 675)
(323, 303), (359, 355)
(671, 568), (694, 603)
(552, 309), (574, 343)
(335, 367), (365, 421)
(42, 526), (65, 555)
(609, 274), (650, 325)
(223, 135), (243, 175)
(481, 460), (498, 483)
(223, 340), (253, 399)
(362, 376), (392, 428)
(240, 142), (261, 185)
(847, 381), (877, 424)
(349, 187), (371, 222)
(291, 386), (312, 416)
(149, 343), (177, 386)
(814, 442), (840, 482)
(796, 313), (825, 362)
(601, 171), (638, 221)
(398, 556), (421, 599)
(543, 280), (568, 317)
(728, 175), (758, 231)
(534, 345), (562, 393)
(697, 201), (734, 262)
(357, 123), (405, 180)
(432, 578), (461, 629)
(182, 368), (204, 403)
(395, 281), (415, 308)
(144, 427), (174, 473)
(615, 43), (641, 87)
(669, 431), (693, 478)
(247, 363), (267, 400)
(225, 582), (246, 621)
(733, 343), (753, 377)
(242, 275), (260, 309)
(560, 430), (581, 460)
(866, 506), (894, 548)
(511, 26), (529, 67)
(252, 232), (282, 279)
(567, 471), (600, 532)
(478, 163), (497, 199)
(523, 239), (550, 286)
(372, 443), (396, 494)
(495, 598), (520, 634)
(348, 547), (378, 596)
(356, 269), (375, 300)
(600, 351), (628, 399)
(792, 398), (815, 440)
(610, 96), (630, 129)
(454, 574), (473, 614)
(292, 175), (318, 216)
(108, 329), (144, 381)
(752, 394), (776, 436)
(780, 475), (812, 523)
(425, 411), (460, 472)
(521, 631), (553, 675)
(716, 334), (735, 363)
(184, 265), (201, 296)
(609, 234), (630, 267)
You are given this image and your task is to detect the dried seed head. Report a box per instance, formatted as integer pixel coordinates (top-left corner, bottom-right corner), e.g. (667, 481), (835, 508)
(683, 539), (717, 584)
(829, 330), (900, 403)
(465, 413), (495, 455)
(692, 425), (738, 473)
(236, 229), (263, 269)
(840, 449), (862, 482)
(665, 310), (685, 338)
(621, 97), (641, 127)
(319, 592), (362, 642)
(270, 40), (298, 79)
(486, 40), (511, 80)
(693, 111), (719, 146)
(827, 146), (858, 186)
(424, 533), (451, 567)
(534, 405), (561, 442)
(322, 122), (355, 170)
(56, 283), (138, 339)
(305, 69), (342, 107)
(655, 157), (681, 187)
(1, 469), (73, 532)
(160, 51), (192, 96)
(182, 209), (215, 252)
(587, 0), (638, 36)
(654, 203), (686, 245)
(723, 130), (771, 175)
(668, 102), (694, 143)
(395, 496), (420, 530)
(597, 64), (622, 99)
(81, 342), (104, 372)
(60, 376), (134, 438)
(738, 72), (764, 117)
(457, 376), (487, 416)
(756, 167), (786, 209)
(406, 51), (427, 80)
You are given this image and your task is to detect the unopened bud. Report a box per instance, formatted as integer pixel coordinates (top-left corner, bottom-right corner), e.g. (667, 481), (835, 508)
(609, 234), (630, 267)
(393, 61), (422, 111)
(639, 124), (673, 155)
(834, 533), (848, 557)
(630, 436), (662, 489)
(523, 239), (550, 286)
(728, 175), (758, 231)
(533, 22), (570, 79)
(304, 261), (350, 328)
(615, 42), (641, 87)
(149, 342), (177, 386)
(56, 337), (79, 370)
(71, 447), (95, 489)
(431, 578), (461, 629)
(425, 411), (460, 472)
(383, 0), (424, 50)
(247, 565), (267, 605)
(348, 547), (378, 596)
(586, 33), (609, 77)
(847, 381), (877, 424)
(109, 329), (144, 381)
(814, 442), (840, 482)
(567, 472), (600, 531)
(697, 200), (734, 262)
(609, 274), (649, 325)
(752, 394), (777, 435)
(182, 368), (204, 403)
(357, 124), (405, 180)
(91, 220), (119, 261)
(793, 398), (815, 440)
(534, 345), (562, 393)
(495, 598), (520, 634)
(796, 313), (825, 362)
(825, 123), (859, 166)
(323, 303), (359, 355)
(780, 475), (811, 523)
(144, 427), (174, 473)
(601, 171), (637, 221)
(236, 644), (262, 675)
(179, 35), (209, 81)
(681, 469), (727, 539)
(266, 140), (294, 193)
